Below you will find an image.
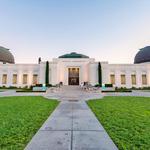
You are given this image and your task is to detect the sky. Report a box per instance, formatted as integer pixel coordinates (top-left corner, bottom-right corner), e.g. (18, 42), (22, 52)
(0, 0), (150, 64)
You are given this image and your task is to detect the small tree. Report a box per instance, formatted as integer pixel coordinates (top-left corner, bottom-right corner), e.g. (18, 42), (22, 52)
(98, 62), (102, 87)
(45, 61), (49, 86)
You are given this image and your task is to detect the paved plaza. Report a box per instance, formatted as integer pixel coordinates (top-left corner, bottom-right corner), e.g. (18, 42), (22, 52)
(1, 86), (150, 100)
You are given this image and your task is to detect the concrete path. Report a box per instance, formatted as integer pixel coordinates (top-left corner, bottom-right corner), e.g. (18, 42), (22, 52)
(25, 101), (118, 150)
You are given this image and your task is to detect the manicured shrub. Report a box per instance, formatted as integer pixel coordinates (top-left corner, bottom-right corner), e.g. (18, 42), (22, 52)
(45, 61), (49, 86)
(98, 62), (102, 87)
(35, 84), (43, 87)
(95, 83), (101, 87)
(105, 84), (113, 87)
(47, 84), (52, 87)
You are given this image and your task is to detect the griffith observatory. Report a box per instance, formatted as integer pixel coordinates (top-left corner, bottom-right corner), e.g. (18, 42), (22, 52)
(0, 46), (150, 88)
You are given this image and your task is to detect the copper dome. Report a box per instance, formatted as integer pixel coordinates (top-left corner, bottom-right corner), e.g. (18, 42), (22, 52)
(0, 46), (15, 64)
(59, 52), (89, 58)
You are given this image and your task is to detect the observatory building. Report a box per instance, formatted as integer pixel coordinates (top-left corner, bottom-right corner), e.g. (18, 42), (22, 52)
(0, 46), (150, 88)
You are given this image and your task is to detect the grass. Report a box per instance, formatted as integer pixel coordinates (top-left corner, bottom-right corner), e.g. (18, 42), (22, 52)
(0, 96), (59, 150)
(87, 96), (150, 150)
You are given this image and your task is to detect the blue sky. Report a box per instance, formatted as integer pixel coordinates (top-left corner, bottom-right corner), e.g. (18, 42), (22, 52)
(0, 0), (150, 63)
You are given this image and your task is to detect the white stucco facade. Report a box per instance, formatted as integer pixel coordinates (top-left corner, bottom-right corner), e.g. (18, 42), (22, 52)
(0, 56), (150, 88)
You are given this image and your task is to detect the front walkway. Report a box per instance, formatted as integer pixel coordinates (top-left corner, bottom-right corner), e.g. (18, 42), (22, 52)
(25, 101), (118, 150)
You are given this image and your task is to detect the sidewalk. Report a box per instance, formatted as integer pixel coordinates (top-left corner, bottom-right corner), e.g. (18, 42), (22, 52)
(25, 101), (118, 150)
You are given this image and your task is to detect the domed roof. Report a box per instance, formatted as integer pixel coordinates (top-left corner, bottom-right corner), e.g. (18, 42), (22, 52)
(134, 46), (150, 64)
(0, 46), (15, 64)
(59, 52), (89, 58)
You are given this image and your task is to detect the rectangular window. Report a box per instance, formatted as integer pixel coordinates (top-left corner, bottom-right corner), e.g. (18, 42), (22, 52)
(12, 74), (17, 84)
(33, 74), (38, 84)
(121, 74), (126, 84)
(23, 74), (28, 84)
(2, 74), (7, 84)
(110, 74), (115, 84)
(142, 74), (147, 85)
(131, 74), (136, 85)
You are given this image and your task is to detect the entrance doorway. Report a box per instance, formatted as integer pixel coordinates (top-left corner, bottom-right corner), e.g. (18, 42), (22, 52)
(68, 68), (79, 85)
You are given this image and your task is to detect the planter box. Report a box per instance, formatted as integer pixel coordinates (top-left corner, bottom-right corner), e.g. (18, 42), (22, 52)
(32, 86), (47, 92)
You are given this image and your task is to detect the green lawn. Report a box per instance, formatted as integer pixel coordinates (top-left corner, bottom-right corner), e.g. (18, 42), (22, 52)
(87, 96), (150, 150)
(0, 96), (59, 150)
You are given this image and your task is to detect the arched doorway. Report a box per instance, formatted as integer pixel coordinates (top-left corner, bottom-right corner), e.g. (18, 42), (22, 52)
(68, 68), (79, 85)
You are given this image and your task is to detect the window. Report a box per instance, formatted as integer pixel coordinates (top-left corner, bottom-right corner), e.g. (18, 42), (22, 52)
(23, 74), (28, 84)
(33, 74), (38, 84)
(110, 74), (115, 84)
(131, 74), (136, 85)
(121, 74), (126, 84)
(2, 74), (7, 84)
(142, 74), (147, 85)
(12, 74), (17, 84)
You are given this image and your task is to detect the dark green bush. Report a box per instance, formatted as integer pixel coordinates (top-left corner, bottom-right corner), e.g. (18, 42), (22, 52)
(35, 84), (43, 87)
(105, 84), (113, 87)
(46, 84), (52, 87)
(95, 84), (101, 87)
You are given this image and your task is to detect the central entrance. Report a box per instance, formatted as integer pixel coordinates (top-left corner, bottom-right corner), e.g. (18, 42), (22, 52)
(68, 68), (79, 85)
